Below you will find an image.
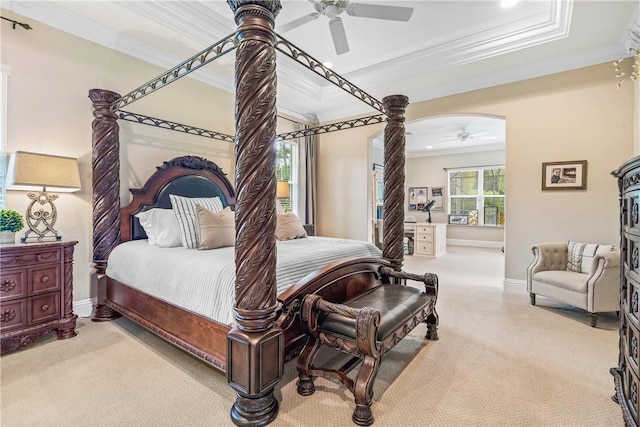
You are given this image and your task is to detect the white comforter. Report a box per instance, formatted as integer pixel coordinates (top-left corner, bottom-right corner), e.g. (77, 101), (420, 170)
(106, 237), (381, 326)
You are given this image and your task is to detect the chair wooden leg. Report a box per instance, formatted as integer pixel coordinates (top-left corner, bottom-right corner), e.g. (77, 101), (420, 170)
(352, 354), (381, 427)
(530, 293), (536, 306)
(590, 312), (597, 328)
(296, 336), (320, 396)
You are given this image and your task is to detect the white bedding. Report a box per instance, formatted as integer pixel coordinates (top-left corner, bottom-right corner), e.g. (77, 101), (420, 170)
(106, 236), (381, 326)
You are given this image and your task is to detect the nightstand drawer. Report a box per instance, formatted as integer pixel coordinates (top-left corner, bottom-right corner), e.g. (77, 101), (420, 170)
(0, 299), (27, 331)
(0, 270), (27, 301)
(29, 265), (60, 295)
(0, 248), (60, 268)
(29, 293), (60, 324)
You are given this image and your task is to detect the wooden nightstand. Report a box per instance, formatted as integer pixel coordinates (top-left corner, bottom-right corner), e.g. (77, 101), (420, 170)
(1, 241), (78, 354)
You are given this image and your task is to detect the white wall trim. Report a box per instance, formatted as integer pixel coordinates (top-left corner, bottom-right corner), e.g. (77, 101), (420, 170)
(447, 239), (504, 249)
(504, 278), (527, 294)
(73, 298), (95, 318)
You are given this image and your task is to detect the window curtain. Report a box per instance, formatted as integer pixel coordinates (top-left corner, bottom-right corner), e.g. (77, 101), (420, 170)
(298, 123), (317, 226)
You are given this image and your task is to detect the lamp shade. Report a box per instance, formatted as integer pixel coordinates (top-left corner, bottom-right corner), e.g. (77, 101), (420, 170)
(6, 151), (81, 193)
(276, 180), (290, 199)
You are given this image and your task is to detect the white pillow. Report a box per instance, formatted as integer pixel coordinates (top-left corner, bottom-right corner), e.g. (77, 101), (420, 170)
(134, 209), (182, 247)
(567, 241), (600, 273)
(169, 195), (224, 249)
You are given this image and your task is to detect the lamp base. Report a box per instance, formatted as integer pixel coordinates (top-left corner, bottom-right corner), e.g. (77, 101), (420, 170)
(22, 191), (61, 243)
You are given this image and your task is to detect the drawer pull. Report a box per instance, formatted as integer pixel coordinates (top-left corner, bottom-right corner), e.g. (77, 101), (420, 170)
(1, 310), (16, 323)
(41, 304), (49, 311)
(1, 279), (17, 292)
(41, 276), (50, 283)
(36, 255), (42, 261)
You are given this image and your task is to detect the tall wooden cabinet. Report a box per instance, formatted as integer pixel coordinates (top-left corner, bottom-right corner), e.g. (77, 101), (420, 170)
(0, 241), (78, 354)
(613, 156), (640, 427)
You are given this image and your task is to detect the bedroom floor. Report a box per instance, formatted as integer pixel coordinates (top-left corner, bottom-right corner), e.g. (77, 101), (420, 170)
(0, 246), (622, 426)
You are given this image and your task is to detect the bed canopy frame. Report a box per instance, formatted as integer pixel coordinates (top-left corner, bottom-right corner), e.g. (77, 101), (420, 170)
(89, 1), (410, 425)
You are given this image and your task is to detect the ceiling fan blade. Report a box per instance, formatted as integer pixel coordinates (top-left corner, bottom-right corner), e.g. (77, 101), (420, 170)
(329, 17), (349, 55)
(346, 3), (414, 21)
(277, 13), (320, 33)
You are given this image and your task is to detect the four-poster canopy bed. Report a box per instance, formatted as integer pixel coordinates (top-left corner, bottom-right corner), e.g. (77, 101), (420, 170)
(88, 1), (439, 425)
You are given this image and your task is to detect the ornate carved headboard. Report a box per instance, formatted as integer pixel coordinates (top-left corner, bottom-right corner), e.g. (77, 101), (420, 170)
(119, 156), (236, 242)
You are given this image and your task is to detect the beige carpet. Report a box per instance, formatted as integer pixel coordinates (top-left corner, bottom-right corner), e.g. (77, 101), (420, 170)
(1, 246), (623, 426)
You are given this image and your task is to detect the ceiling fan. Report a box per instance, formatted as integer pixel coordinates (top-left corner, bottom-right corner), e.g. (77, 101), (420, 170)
(434, 128), (494, 144)
(277, 0), (414, 55)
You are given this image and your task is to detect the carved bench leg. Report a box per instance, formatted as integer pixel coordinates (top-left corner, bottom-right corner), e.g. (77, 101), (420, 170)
(352, 354), (381, 427)
(296, 336), (320, 396)
(425, 308), (439, 341)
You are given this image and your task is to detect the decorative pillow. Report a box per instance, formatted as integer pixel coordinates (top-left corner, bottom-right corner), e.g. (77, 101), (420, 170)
(275, 212), (307, 241)
(567, 241), (600, 273)
(196, 205), (235, 250)
(134, 208), (182, 247)
(169, 195), (224, 249)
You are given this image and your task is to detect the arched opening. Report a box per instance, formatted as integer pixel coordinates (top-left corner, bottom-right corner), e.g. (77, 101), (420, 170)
(368, 113), (506, 256)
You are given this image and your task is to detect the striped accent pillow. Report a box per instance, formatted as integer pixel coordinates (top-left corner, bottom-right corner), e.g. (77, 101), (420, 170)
(169, 195), (224, 249)
(567, 241), (599, 274)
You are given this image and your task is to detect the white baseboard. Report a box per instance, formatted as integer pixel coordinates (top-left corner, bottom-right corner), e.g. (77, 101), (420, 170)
(503, 278), (527, 293)
(73, 298), (95, 318)
(447, 239), (504, 249)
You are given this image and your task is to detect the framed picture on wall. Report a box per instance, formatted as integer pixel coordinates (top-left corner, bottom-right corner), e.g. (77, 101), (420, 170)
(430, 186), (445, 211)
(542, 160), (587, 190)
(408, 187), (428, 211)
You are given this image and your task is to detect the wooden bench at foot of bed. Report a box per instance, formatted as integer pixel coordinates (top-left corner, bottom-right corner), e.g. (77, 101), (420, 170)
(295, 267), (439, 426)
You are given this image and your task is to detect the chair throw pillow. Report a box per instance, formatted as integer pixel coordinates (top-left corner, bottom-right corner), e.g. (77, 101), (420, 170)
(567, 241), (600, 274)
(276, 212), (307, 241)
(169, 195), (224, 249)
(196, 205), (235, 250)
(134, 208), (182, 248)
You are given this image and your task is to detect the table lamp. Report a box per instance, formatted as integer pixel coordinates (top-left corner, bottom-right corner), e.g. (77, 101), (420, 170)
(6, 151), (81, 243)
(276, 180), (290, 199)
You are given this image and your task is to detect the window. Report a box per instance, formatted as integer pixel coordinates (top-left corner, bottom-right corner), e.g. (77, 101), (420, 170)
(275, 139), (298, 214)
(0, 65), (9, 209)
(448, 166), (505, 226)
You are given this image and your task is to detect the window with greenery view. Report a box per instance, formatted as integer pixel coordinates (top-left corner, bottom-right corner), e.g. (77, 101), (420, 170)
(448, 166), (505, 226)
(275, 139), (298, 214)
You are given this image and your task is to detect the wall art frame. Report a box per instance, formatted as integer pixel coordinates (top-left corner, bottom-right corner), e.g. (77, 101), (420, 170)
(542, 160), (587, 191)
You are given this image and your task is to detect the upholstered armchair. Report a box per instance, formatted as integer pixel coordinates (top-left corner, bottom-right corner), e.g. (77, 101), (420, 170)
(527, 241), (620, 327)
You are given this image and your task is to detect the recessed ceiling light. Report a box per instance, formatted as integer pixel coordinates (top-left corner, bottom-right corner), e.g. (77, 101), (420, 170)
(426, 145), (433, 150)
(501, 0), (520, 7)
(322, 61), (333, 68)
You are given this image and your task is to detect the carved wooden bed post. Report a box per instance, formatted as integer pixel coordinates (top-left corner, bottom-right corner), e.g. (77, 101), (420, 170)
(381, 95), (409, 272)
(89, 89), (122, 321)
(226, 1), (283, 425)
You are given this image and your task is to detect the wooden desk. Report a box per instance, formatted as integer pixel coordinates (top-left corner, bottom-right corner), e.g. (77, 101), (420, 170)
(404, 223), (446, 257)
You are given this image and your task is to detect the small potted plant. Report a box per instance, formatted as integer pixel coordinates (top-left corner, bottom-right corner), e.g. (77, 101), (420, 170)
(0, 209), (25, 244)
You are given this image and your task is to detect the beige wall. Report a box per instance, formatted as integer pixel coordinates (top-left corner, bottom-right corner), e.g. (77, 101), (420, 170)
(2, 11), (235, 304)
(318, 62), (635, 285)
(405, 149), (505, 245)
